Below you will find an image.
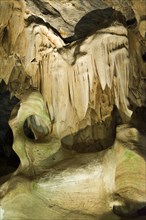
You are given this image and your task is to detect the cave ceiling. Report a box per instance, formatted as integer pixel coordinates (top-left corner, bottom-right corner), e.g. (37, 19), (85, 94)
(0, 0), (146, 219)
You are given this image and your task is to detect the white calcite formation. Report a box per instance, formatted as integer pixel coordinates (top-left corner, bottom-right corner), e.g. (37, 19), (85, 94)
(38, 25), (131, 140)
(0, 0), (138, 150)
(0, 0), (146, 219)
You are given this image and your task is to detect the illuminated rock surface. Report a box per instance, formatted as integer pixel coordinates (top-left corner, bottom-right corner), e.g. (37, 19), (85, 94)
(0, 0), (146, 219)
(0, 91), (146, 220)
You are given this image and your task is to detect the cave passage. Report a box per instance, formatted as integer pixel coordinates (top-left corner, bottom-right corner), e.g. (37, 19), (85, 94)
(0, 80), (20, 177)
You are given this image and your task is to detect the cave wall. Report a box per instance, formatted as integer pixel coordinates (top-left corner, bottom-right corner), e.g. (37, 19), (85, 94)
(0, 0), (146, 150)
(0, 1), (146, 219)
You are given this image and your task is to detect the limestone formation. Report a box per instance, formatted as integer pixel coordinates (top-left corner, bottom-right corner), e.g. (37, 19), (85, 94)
(0, 0), (146, 219)
(0, 91), (146, 220)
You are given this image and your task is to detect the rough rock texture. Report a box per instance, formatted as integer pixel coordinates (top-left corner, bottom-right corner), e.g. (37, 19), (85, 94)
(0, 0), (146, 219)
(0, 91), (146, 220)
(1, 0), (146, 152)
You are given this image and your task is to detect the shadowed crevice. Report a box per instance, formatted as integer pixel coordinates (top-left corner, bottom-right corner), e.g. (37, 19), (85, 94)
(63, 7), (126, 43)
(0, 81), (20, 177)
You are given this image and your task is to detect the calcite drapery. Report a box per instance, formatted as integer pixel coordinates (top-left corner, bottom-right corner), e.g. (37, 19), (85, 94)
(0, 0), (146, 219)
(0, 0), (146, 152)
(21, 21), (132, 151)
(0, 91), (146, 220)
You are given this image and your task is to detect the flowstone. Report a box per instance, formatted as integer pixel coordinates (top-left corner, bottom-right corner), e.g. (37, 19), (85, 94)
(0, 91), (145, 220)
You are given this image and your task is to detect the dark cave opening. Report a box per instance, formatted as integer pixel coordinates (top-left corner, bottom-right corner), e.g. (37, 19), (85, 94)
(23, 115), (50, 140)
(23, 118), (35, 140)
(142, 52), (146, 62)
(0, 80), (20, 177)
